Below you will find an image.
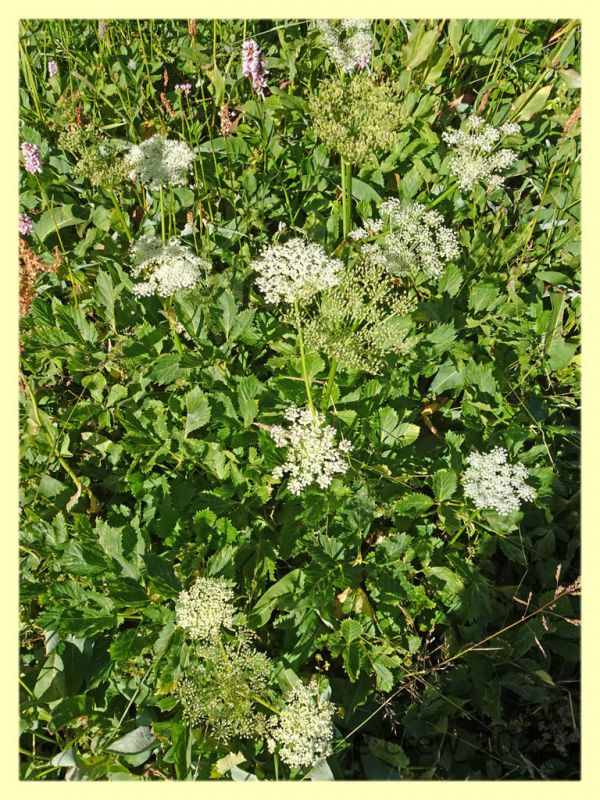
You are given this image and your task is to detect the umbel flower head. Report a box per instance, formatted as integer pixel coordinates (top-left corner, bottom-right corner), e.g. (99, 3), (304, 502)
(358, 199), (460, 281)
(242, 39), (268, 96)
(177, 632), (271, 743)
(270, 406), (352, 495)
(59, 126), (129, 189)
(129, 236), (210, 298)
(124, 134), (195, 188)
(252, 239), (343, 305)
(317, 19), (373, 72)
(462, 446), (535, 516)
(442, 115), (520, 192)
(303, 259), (417, 374)
(310, 74), (402, 165)
(266, 680), (336, 770)
(175, 577), (236, 641)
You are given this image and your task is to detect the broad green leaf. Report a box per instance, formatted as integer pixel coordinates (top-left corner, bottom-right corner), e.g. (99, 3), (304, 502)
(340, 618), (363, 644)
(108, 726), (156, 754)
(249, 568), (305, 626)
(394, 493), (435, 515)
(365, 736), (409, 769)
(513, 85), (552, 122)
(184, 386), (211, 437)
(430, 363), (464, 395)
(433, 469), (458, 502)
(34, 204), (87, 243)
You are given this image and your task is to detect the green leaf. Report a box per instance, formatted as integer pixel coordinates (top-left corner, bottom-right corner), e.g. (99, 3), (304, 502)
(469, 283), (499, 313)
(438, 263), (463, 297)
(365, 735), (409, 769)
(34, 204), (87, 243)
(430, 363), (464, 395)
(249, 568), (305, 626)
(307, 759), (335, 780)
(340, 619), (363, 644)
(237, 375), (262, 427)
(546, 337), (577, 372)
(93, 270), (116, 330)
(394, 493), (434, 515)
(378, 409), (419, 447)
(108, 726), (156, 755)
(407, 27), (440, 69)
(514, 85), (552, 122)
(433, 469), (458, 502)
(184, 386), (211, 437)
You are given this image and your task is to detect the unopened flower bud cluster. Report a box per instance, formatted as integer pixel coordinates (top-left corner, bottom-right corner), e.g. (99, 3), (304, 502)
(317, 19), (373, 72)
(310, 75), (402, 165)
(442, 115), (520, 192)
(125, 134), (196, 188)
(270, 406), (352, 495)
(303, 260), (416, 373)
(357, 199), (460, 281)
(462, 446), (535, 516)
(266, 680), (336, 769)
(129, 236), (209, 298)
(252, 239), (343, 305)
(178, 634), (271, 743)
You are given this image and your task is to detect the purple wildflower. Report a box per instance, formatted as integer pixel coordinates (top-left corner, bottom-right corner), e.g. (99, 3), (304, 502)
(241, 39), (268, 97)
(175, 83), (192, 95)
(21, 142), (42, 175)
(47, 60), (58, 79)
(19, 213), (34, 236)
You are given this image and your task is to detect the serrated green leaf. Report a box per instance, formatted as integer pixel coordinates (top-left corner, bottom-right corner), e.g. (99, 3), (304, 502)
(184, 386), (211, 437)
(433, 469), (458, 502)
(395, 493), (435, 515)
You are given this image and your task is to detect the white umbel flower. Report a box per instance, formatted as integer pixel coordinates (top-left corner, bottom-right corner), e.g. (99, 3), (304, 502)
(361, 200), (460, 280)
(317, 19), (373, 72)
(266, 680), (335, 769)
(125, 134), (195, 188)
(129, 236), (209, 298)
(270, 406), (352, 495)
(175, 577), (235, 641)
(442, 116), (520, 192)
(252, 239), (343, 305)
(462, 447), (535, 516)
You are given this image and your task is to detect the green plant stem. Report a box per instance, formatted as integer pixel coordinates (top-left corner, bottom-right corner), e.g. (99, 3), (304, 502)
(163, 298), (183, 355)
(108, 189), (131, 242)
(341, 157), (353, 238)
(427, 181), (459, 210)
(159, 187), (166, 243)
(293, 298), (316, 420)
(321, 357), (338, 412)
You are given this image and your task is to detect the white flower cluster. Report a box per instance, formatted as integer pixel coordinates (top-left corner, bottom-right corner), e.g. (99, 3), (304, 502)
(252, 239), (343, 305)
(348, 218), (384, 241)
(442, 115), (520, 192)
(270, 406), (352, 495)
(317, 19), (373, 72)
(129, 236), (209, 298)
(359, 200), (460, 280)
(462, 446), (535, 516)
(125, 134), (195, 188)
(175, 577), (236, 641)
(266, 680), (336, 769)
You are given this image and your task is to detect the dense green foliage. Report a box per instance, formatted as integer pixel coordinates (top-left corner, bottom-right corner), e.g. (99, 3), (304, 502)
(19, 18), (580, 781)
